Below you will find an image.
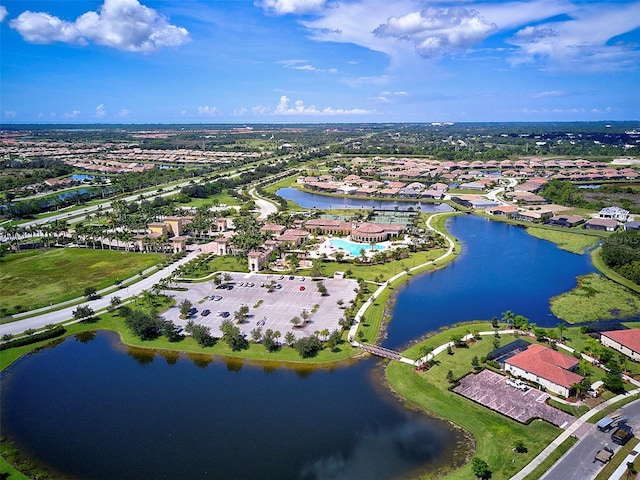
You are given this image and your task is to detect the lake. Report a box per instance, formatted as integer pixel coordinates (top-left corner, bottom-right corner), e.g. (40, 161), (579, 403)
(0, 333), (458, 480)
(276, 187), (453, 213)
(385, 214), (596, 349)
(0, 212), (603, 479)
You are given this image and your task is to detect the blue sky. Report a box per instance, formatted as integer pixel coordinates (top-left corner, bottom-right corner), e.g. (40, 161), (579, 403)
(1, 0), (639, 123)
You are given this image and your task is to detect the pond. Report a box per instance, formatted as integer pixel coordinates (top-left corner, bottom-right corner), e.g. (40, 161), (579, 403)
(276, 187), (453, 213)
(0, 332), (458, 480)
(385, 215), (597, 349)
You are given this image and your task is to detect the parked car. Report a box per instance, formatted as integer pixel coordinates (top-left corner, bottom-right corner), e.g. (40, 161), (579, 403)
(289, 276), (294, 280)
(189, 307), (198, 315)
(612, 425), (634, 445)
(220, 311), (230, 318)
(299, 286), (305, 291)
(201, 309), (211, 316)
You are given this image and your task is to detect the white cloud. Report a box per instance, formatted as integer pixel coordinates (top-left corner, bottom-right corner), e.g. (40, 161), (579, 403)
(257, 0), (326, 16)
(0, 6), (8, 23)
(374, 7), (498, 57)
(529, 90), (566, 98)
(117, 108), (130, 117)
(273, 95), (373, 115)
(278, 59), (338, 73)
(10, 0), (189, 53)
(288, 0), (640, 72)
(507, 2), (640, 71)
(233, 108), (248, 116)
(96, 104), (107, 118)
(4, 110), (17, 119)
(252, 105), (270, 115)
(198, 106), (218, 116)
(64, 110), (81, 118)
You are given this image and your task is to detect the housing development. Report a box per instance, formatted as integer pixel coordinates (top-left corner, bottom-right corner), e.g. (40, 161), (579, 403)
(1, 122), (640, 480)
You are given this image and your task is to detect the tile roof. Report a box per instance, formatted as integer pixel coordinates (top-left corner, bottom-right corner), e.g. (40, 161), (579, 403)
(506, 344), (583, 389)
(602, 329), (640, 353)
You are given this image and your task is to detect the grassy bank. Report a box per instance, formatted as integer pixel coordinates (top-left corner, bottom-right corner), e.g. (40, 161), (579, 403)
(592, 248), (640, 294)
(386, 360), (559, 480)
(526, 226), (603, 254)
(550, 273), (640, 323)
(0, 301), (360, 373)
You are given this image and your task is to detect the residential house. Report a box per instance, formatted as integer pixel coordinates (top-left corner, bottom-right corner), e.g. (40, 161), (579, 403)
(624, 221), (640, 231)
(504, 344), (583, 398)
(599, 206), (630, 222)
(546, 215), (585, 228)
(585, 218), (618, 232)
(601, 330), (640, 362)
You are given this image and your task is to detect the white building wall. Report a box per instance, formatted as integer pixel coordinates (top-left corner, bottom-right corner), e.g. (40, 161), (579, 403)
(505, 363), (570, 397)
(601, 336), (640, 362)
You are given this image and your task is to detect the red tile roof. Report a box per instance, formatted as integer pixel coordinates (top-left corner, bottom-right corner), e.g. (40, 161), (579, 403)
(506, 344), (583, 389)
(602, 329), (640, 353)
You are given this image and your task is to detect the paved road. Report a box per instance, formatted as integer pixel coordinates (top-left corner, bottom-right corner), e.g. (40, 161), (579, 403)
(248, 187), (278, 219)
(0, 250), (198, 337)
(540, 400), (640, 480)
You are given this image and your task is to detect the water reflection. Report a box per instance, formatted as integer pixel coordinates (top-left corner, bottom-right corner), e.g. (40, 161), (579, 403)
(276, 187), (453, 213)
(299, 419), (452, 480)
(74, 331), (97, 343)
(127, 347), (155, 365)
(1, 332), (458, 480)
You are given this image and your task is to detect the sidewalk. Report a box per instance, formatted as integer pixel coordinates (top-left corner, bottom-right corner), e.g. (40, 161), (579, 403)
(511, 389), (640, 479)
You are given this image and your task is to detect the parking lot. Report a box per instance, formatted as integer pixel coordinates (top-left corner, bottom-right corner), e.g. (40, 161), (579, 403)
(454, 369), (575, 428)
(163, 273), (359, 340)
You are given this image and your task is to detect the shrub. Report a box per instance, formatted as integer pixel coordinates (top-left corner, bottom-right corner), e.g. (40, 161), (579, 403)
(0, 326), (66, 351)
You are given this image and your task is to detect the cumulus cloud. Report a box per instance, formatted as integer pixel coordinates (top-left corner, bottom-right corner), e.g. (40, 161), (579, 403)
(0, 6), (8, 23)
(257, 0), (326, 16)
(10, 0), (189, 53)
(64, 110), (81, 118)
(117, 108), (130, 117)
(274, 95), (373, 115)
(374, 7), (498, 57)
(198, 106), (218, 116)
(252, 105), (270, 115)
(96, 104), (107, 118)
(4, 110), (17, 119)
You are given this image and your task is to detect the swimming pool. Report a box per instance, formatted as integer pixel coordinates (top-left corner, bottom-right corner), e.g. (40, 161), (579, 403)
(329, 238), (385, 256)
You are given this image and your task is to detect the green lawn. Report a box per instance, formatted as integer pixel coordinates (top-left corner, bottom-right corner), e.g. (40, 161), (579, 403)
(309, 247), (449, 282)
(526, 226), (603, 254)
(550, 273), (640, 323)
(386, 361), (559, 480)
(0, 249), (164, 316)
(177, 190), (241, 208)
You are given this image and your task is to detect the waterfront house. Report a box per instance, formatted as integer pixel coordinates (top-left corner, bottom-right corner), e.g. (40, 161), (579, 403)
(600, 330), (640, 362)
(585, 218), (618, 232)
(504, 344), (583, 398)
(546, 215), (585, 228)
